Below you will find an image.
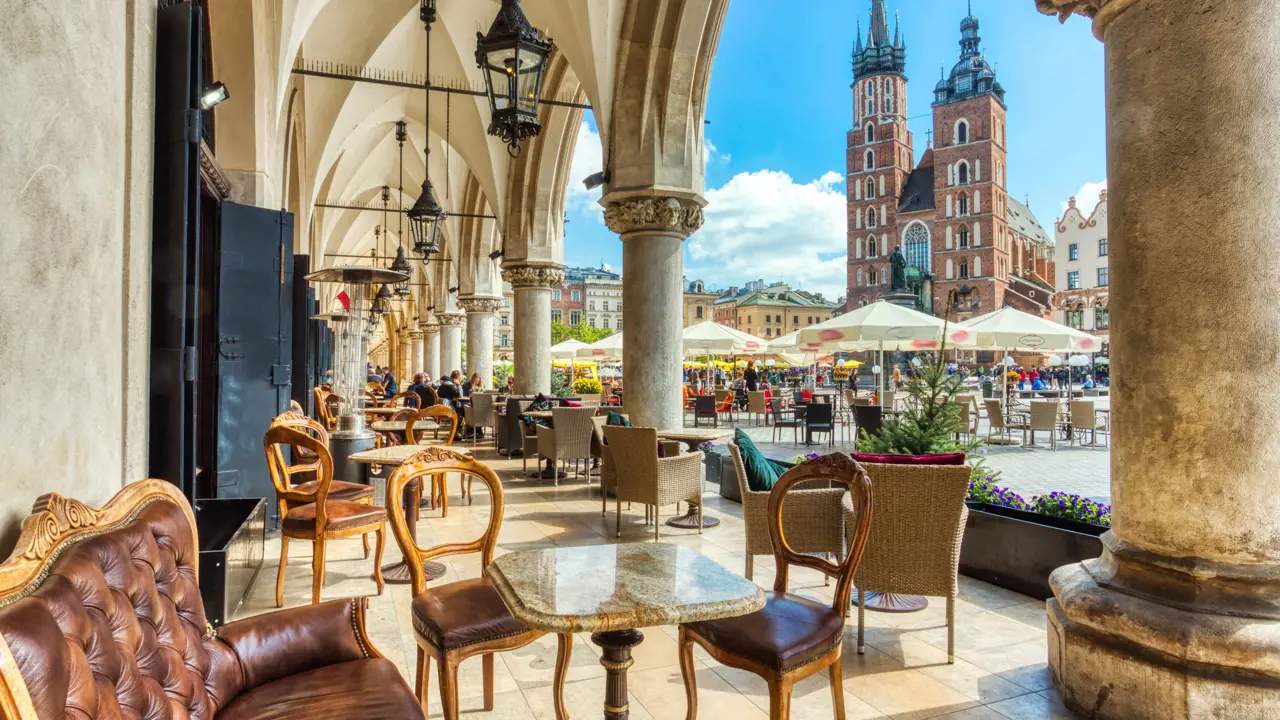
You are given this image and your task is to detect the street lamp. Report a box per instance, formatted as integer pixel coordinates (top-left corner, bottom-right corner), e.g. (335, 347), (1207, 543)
(409, 0), (447, 260)
(475, 0), (553, 157)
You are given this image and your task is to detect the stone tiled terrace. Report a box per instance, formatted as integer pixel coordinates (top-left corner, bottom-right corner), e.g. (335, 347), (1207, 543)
(236, 446), (1076, 720)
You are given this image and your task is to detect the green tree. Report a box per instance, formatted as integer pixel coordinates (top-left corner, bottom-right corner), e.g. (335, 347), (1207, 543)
(550, 322), (614, 345)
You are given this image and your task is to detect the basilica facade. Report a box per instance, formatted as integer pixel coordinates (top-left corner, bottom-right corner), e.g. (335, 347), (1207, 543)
(845, 1), (1055, 320)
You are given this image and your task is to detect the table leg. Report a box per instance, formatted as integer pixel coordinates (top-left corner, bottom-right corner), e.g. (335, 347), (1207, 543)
(852, 591), (929, 613)
(592, 629), (644, 720)
(382, 478), (447, 584)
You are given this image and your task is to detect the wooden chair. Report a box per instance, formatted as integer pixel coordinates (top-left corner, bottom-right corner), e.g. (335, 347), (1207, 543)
(390, 390), (422, 409)
(269, 410), (375, 506)
(314, 387), (339, 430)
(263, 425), (386, 607)
(842, 462), (970, 663)
(384, 447), (571, 720)
(604, 426), (703, 540)
(405, 405), (464, 514)
(727, 443), (845, 580)
(678, 454), (875, 720)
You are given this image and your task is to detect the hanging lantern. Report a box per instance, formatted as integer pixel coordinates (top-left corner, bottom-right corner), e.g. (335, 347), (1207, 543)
(407, 180), (445, 259)
(475, 0), (552, 157)
(371, 283), (392, 316)
(390, 245), (413, 298)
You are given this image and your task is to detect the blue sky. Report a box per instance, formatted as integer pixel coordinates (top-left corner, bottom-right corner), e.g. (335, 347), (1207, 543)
(563, 0), (1105, 300)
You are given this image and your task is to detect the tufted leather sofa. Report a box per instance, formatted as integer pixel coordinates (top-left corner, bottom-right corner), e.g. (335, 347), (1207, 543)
(0, 480), (424, 720)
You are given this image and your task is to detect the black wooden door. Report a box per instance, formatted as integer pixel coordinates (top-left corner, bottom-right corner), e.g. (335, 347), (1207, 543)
(215, 203), (293, 520)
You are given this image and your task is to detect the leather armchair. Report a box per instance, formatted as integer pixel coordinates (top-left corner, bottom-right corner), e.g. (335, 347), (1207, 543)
(0, 480), (422, 720)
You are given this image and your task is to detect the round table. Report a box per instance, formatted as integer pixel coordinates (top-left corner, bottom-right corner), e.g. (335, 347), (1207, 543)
(349, 443), (473, 584)
(487, 543), (764, 720)
(656, 429), (733, 529)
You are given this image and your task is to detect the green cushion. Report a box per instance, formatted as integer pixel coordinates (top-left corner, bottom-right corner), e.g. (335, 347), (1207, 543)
(734, 429), (789, 492)
(606, 412), (631, 427)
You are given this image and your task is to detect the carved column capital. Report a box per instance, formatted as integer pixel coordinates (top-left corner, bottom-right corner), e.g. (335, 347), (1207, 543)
(501, 264), (565, 289)
(458, 296), (504, 314)
(408, 330), (424, 340)
(602, 196), (705, 238)
(436, 312), (465, 327)
(1035, 0), (1142, 40)
(419, 322), (440, 334)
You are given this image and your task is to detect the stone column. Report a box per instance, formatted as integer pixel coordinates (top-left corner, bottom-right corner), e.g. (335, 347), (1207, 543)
(422, 323), (441, 381)
(459, 296), (502, 390)
(438, 313), (464, 378)
(604, 196), (705, 430)
(410, 330), (425, 378)
(502, 265), (563, 395)
(1039, 1), (1280, 717)
(397, 329), (412, 386)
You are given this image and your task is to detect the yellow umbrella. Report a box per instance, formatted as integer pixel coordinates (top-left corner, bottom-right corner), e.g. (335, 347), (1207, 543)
(841, 359), (863, 369)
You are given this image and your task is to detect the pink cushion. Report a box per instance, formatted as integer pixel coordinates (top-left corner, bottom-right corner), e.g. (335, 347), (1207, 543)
(851, 452), (967, 466)
(563, 401), (582, 407)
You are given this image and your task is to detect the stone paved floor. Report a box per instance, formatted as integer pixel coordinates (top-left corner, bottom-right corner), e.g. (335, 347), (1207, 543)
(736, 397), (1112, 504)
(236, 445), (1078, 720)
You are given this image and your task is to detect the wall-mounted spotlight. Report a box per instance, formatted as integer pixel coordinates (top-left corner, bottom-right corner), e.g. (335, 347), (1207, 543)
(199, 81), (230, 110)
(489, 250), (503, 260)
(583, 171), (609, 192)
(449, 286), (459, 294)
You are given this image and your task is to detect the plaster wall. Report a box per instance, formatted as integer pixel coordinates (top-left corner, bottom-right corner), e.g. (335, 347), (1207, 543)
(0, 1), (156, 553)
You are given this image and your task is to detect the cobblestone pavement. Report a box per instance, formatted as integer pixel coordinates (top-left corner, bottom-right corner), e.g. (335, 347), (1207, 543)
(721, 396), (1112, 504)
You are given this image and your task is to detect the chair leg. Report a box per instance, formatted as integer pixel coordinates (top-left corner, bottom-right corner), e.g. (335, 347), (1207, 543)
(678, 627), (698, 720)
(416, 648), (430, 708)
(745, 554), (754, 581)
(438, 655), (460, 720)
(311, 536), (327, 605)
(697, 500), (703, 535)
(554, 633), (572, 720)
(362, 532), (370, 559)
(275, 535), (289, 608)
(767, 678), (793, 720)
(654, 505), (660, 541)
(947, 596), (956, 664)
(616, 496), (623, 538)
(830, 654), (846, 720)
(373, 524), (386, 595)
(441, 474), (450, 517)
(482, 652), (495, 711)
(857, 589), (866, 654)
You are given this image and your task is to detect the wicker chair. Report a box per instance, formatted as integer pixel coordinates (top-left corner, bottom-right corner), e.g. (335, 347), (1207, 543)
(852, 404), (882, 441)
(536, 407), (598, 486)
(466, 392), (497, 446)
(984, 399), (1028, 444)
(728, 443), (846, 580)
(841, 462), (971, 663)
(880, 390), (896, 411)
(1027, 401), (1060, 449)
(747, 391), (770, 426)
(1069, 400), (1109, 447)
(770, 401), (802, 443)
(604, 426), (704, 540)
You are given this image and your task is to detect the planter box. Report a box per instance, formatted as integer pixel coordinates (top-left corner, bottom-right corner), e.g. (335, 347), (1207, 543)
(959, 502), (1106, 600)
(195, 497), (266, 627)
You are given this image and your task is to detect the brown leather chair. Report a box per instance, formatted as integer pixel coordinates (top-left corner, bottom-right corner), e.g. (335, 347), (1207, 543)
(0, 480), (424, 719)
(271, 410), (376, 505)
(265, 425), (387, 607)
(678, 454), (875, 720)
(384, 447), (571, 720)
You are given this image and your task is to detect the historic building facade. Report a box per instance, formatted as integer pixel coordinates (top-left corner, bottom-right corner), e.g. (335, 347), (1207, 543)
(846, 1), (1055, 320)
(1053, 191), (1109, 348)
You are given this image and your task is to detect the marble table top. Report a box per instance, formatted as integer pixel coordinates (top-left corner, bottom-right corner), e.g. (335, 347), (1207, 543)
(368, 420), (453, 432)
(348, 443), (472, 466)
(364, 407), (411, 416)
(486, 542), (764, 633)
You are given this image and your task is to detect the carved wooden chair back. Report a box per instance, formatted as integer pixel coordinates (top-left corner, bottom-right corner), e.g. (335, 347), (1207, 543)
(390, 390), (420, 408)
(271, 410), (330, 475)
(406, 404), (458, 445)
(767, 453), (874, 620)
(385, 448), (505, 594)
(264, 425), (335, 530)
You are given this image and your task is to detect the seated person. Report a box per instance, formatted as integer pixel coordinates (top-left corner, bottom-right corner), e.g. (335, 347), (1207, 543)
(1031, 375), (1045, 391)
(1082, 374), (1095, 389)
(437, 371), (464, 408)
(409, 373), (437, 408)
(381, 369), (398, 397)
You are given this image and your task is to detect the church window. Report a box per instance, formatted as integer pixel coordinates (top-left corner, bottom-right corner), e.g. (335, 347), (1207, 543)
(881, 267), (888, 285)
(868, 236), (879, 257)
(865, 177), (876, 199)
(956, 120), (969, 144)
(958, 226), (970, 249)
(856, 268), (863, 286)
(865, 123), (874, 143)
(867, 209), (878, 230)
(865, 150), (875, 170)
(957, 194), (969, 216)
(884, 79), (895, 114)
(903, 222), (930, 273)
(957, 161), (970, 185)
(866, 81), (876, 115)
(959, 261), (970, 279)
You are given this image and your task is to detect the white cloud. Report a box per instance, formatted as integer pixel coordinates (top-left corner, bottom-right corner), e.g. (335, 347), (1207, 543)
(1062, 179), (1107, 215)
(686, 169), (848, 301)
(566, 121), (603, 217)
(704, 137), (730, 164)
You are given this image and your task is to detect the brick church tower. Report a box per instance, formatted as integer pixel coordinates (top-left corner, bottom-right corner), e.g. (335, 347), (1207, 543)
(928, 7), (1014, 318)
(845, 0), (914, 297)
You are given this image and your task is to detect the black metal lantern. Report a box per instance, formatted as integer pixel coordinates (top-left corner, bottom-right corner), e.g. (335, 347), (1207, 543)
(407, 181), (445, 259)
(475, 0), (552, 157)
(372, 283), (392, 316)
(390, 246), (413, 297)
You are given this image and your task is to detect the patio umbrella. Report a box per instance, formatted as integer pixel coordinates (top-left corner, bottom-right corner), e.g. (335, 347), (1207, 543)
(550, 338), (589, 360)
(576, 333), (623, 361)
(681, 321), (767, 357)
(958, 307), (1100, 353)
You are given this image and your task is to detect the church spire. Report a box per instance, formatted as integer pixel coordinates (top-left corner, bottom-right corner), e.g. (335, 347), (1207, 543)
(853, 0), (907, 81)
(869, 0), (891, 47)
(855, 19), (863, 53)
(893, 12), (901, 48)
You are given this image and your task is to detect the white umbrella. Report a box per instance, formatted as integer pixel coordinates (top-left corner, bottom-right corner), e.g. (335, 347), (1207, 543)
(550, 338), (589, 360)
(796, 300), (974, 352)
(576, 333), (623, 361)
(958, 307), (1100, 353)
(682, 321), (767, 357)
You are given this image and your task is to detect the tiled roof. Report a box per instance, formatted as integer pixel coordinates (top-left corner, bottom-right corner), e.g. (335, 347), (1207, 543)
(1007, 197), (1052, 246)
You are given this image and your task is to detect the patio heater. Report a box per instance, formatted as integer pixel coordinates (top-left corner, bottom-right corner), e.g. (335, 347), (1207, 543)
(306, 265), (410, 479)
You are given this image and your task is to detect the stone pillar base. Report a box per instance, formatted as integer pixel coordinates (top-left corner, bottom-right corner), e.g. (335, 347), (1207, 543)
(1048, 535), (1280, 719)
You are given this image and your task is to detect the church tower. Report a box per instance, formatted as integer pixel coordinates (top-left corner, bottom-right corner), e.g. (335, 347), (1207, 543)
(846, 0), (914, 306)
(929, 6), (1012, 319)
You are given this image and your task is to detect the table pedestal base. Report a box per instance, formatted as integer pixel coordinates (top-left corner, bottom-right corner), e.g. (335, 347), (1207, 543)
(665, 504), (721, 529)
(381, 559), (447, 584)
(853, 591), (929, 613)
(592, 629), (643, 720)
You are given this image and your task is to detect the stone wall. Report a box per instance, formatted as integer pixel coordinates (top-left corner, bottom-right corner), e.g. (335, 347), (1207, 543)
(0, 2), (156, 553)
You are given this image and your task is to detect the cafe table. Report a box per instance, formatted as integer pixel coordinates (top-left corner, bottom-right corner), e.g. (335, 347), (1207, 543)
(656, 428), (733, 529)
(350, 443), (472, 584)
(487, 543), (764, 720)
